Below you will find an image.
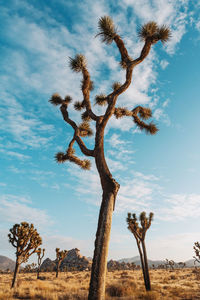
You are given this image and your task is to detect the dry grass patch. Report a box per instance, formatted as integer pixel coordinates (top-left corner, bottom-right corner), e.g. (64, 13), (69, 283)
(0, 269), (200, 299)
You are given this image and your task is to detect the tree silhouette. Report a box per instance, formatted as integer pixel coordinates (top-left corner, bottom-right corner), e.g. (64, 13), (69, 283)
(36, 248), (45, 279)
(8, 222), (42, 288)
(127, 212), (153, 291)
(165, 258), (175, 270)
(193, 242), (200, 264)
(55, 248), (68, 278)
(49, 16), (170, 299)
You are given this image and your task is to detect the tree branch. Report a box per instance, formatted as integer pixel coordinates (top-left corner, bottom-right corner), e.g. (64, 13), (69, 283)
(60, 104), (94, 157)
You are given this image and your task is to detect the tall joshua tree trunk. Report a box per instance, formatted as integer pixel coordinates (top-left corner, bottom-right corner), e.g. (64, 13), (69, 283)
(11, 260), (19, 288)
(56, 263), (60, 278)
(135, 239), (147, 289)
(49, 16), (170, 300)
(142, 240), (151, 291)
(89, 178), (119, 299)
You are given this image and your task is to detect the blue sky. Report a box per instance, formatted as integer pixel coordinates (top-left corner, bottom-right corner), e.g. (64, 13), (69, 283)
(0, 0), (200, 263)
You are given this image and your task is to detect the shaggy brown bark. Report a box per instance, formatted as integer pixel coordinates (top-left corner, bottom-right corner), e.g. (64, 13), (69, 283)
(11, 260), (19, 288)
(49, 16), (170, 300)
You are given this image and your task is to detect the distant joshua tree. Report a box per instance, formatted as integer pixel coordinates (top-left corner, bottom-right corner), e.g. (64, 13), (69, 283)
(8, 222), (42, 288)
(193, 241), (200, 265)
(49, 15), (170, 299)
(36, 248), (45, 279)
(55, 248), (68, 278)
(177, 262), (186, 269)
(165, 259), (175, 270)
(127, 212), (153, 291)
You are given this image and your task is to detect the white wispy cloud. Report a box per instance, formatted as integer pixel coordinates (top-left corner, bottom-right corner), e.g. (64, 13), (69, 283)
(158, 193), (200, 221)
(0, 149), (30, 160)
(160, 60), (169, 70)
(0, 194), (52, 229)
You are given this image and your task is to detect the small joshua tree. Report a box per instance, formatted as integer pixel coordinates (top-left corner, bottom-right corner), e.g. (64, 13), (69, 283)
(8, 222), (42, 288)
(193, 242), (200, 265)
(127, 212), (153, 291)
(36, 248), (45, 279)
(49, 16), (170, 299)
(55, 248), (68, 278)
(165, 258), (175, 270)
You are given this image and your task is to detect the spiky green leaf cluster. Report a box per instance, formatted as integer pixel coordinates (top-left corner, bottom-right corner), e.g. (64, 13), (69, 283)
(64, 95), (72, 104)
(81, 159), (91, 170)
(55, 152), (68, 163)
(81, 111), (92, 121)
(69, 54), (87, 72)
(114, 107), (130, 119)
(95, 94), (107, 106)
(147, 122), (158, 135)
(74, 101), (85, 111)
(157, 25), (171, 43)
(79, 122), (93, 137)
(138, 107), (152, 120)
(49, 93), (63, 106)
(96, 16), (117, 44)
(112, 82), (121, 91)
(138, 21), (171, 44)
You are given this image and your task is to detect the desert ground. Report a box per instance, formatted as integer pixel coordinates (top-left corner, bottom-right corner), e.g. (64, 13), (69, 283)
(0, 268), (200, 299)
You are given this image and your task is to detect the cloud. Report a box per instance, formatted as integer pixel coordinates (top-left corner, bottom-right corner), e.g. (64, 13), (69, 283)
(0, 194), (52, 229)
(0, 149), (30, 160)
(149, 232), (198, 261)
(153, 108), (171, 126)
(41, 234), (91, 260)
(160, 60), (169, 69)
(158, 193), (200, 221)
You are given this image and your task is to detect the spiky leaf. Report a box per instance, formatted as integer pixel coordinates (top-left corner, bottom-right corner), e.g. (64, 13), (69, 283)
(81, 111), (92, 121)
(69, 54), (86, 72)
(95, 94), (107, 106)
(112, 82), (121, 91)
(74, 101), (84, 111)
(49, 93), (63, 106)
(157, 25), (171, 43)
(81, 159), (91, 170)
(139, 107), (152, 120)
(64, 95), (72, 104)
(96, 16), (117, 44)
(146, 122), (158, 135)
(55, 152), (68, 163)
(138, 21), (159, 41)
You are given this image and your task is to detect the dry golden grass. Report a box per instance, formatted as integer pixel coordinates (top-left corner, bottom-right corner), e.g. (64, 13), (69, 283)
(0, 269), (200, 299)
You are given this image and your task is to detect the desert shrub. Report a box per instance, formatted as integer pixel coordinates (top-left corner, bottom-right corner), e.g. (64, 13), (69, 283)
(136, 291), (160, 300)
(106, 279), (136, 297)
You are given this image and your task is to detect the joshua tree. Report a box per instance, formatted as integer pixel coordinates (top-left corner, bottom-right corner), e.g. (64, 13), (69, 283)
(165, 258), (175, 270)
(49, 16), (170, 299)
(36, 248), (45, 279)
(55, 248), (68, 278)
(193, 242), (200, 264)
(127, 212), (153, 291)
(8, 222), (42, 288)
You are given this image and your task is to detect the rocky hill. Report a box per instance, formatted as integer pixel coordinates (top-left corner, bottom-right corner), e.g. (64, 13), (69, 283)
(41, 248), (92, 271)
(0, 255), (15, 271)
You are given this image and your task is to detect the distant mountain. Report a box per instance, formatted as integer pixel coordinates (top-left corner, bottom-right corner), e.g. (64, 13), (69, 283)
(118, 256), (140, 263)
(185, 259), (200, 267)
(0, 255), (15, 271)
(118, 256), (164, 267)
